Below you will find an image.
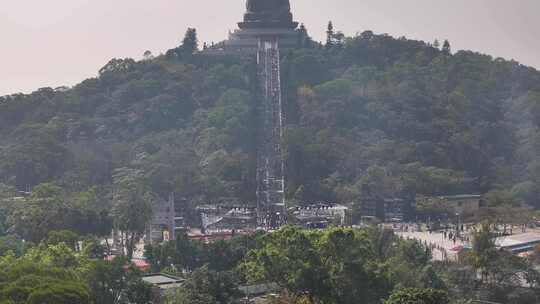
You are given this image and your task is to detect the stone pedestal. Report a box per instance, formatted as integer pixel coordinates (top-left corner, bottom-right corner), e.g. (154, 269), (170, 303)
(225, 27), (299, 51)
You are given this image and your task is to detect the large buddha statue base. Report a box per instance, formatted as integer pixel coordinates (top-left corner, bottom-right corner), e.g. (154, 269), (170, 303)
(206, 0), (303, 53)
(225, 27), (300, 52)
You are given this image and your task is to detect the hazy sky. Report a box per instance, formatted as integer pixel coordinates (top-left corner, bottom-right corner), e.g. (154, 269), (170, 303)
(1, 0), (539, 96)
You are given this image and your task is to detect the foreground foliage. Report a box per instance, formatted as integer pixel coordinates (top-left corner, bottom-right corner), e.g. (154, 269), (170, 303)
(245, 226), (436, 303)
(0, 244), (151, 304)
(385, 288), (449, 304)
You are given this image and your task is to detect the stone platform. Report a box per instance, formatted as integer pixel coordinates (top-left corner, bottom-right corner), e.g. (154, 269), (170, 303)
(225, 27), (300, 51)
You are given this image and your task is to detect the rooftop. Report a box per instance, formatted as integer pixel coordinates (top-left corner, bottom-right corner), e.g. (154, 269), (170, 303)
(292, 203), (348, 210)
(495, 232), (540, 248)
(142, 274), (185, 289)
(238, 283), (279, 297)
(439, 195), (482, 201)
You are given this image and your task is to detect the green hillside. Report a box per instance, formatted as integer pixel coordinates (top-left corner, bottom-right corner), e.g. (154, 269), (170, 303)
(1, 30), (540, 211)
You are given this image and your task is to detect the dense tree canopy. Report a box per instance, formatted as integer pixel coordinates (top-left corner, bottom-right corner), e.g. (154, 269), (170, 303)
(1, 30), (539, 213)
(245, 226), (437, 304)
(385, 288), (449, 304)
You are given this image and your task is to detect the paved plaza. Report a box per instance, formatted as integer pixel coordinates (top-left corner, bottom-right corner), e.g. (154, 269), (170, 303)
(397, 224), (540, 261)
(397, 230), (469, 261)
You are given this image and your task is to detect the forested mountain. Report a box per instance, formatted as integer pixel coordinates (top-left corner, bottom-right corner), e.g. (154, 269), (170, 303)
(2, 29), (540, 212)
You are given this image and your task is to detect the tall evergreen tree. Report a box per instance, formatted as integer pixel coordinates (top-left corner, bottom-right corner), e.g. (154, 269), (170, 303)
(182, 27), (198, 54)
(326, 21), (334, 49)
(442, 39), (451, 55)
(111, 168), (153, 260)
(297, 23), (312, 48)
